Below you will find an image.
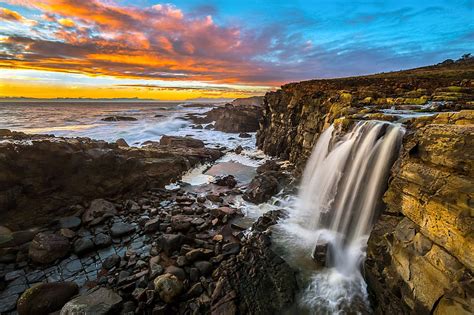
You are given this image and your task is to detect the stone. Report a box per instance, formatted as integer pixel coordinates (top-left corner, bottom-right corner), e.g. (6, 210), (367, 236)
(94, 233), (112, 248)
(235, 145), (243, 154)
(159, 135), (204, 148)
(214, 175), (237, 188)
(153, 273), (184, 303)
(158, 234), (183, 255)
(243, 173), (280, 204)
(17, 282), (79, 315)
(102, 254), (121, 270)
(312, 240), (329, 267)
(187, 283), (203, 298)
(144, 218), (160, 233)
(212, 207), (236, 218)
(110, 221), (135, 237)
(207, 194), (223, 203)
(194, 261), (213, 276)
(413, 233), (433, 256)
(0, 294), (19, 313)
(82, 199), (117, 225)
(222, 243), (240, 256)
(73, 237), (95, 255)
(29, 233), (70, 264)
(185, 248), (214, 262)
(60, 287), (122, 315)
(171, 215), (193, 231)
(58, 216), (82, 230)
(394, 217), (417, 242)
(239, 133), (252, 138)
(165, 266), (186, 281)
(60, 228), (76, 239)
(101, 116), (137, 121)
(256, 160), (280, 174)
(116, 138), (129, 147)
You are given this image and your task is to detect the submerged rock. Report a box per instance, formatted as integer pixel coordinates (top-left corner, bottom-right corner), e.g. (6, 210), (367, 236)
(159, 135), (204, 148)
(101, 116), (137, 122)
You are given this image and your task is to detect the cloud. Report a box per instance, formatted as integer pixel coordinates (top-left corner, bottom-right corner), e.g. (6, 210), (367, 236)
(0, 7), (22, 21)
(57, 17), (74, 27)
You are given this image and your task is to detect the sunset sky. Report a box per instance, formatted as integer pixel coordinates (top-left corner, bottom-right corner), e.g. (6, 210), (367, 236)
(0, 0), (472, 100)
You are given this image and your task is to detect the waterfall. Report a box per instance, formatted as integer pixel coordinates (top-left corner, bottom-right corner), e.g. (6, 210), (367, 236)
(283, 120), (405, 314)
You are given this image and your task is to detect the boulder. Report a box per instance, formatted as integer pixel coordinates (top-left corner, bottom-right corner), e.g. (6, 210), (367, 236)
(158, 234), (183, 255)
(159, 136), (204, 148)
(60, 287), (122, 315)
(58, 216), (81, 230)
(17, 282), (78, 315)
(185, 248), (214, 262)
(238, 133), (252, 138)
(82, 199), (117, 225)
(243, 173), (280, 204)
(73, 237), (95, 255)
(102, 254), (121, 270)
(93, 233), (112, 248)
(153, 273), (184, 303)
(214, 175), (237, 188)
(110, 221), (135, 237)
(29, 233), (70, 264)
(256, 160), (280, 174)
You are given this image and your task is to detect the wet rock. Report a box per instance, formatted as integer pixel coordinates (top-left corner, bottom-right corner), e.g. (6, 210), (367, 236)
(252, 209), (287, 232)
(312, 240), (329, 267)
(171, 215), (193, 232)
(110, 221), (135, 237)
(60, 287), (122, 315)
(73, 237), (95, 255)
(185, 248), (214, 262)
(159, 135), (204, 148)
(187, 283), (203, 298)
(158, 234), (183, 255)
(116, 138), (129, 147)
(124, 200), (140, 212)
(196, 103), (262, 133)
(194, 261), (213, 276)
(165, 266), (186, 281)
(0, 294), (18, 313)
(58, 216), (81, 230)
(60, 228), (76, 239)
(102, 254), (121, 270)
(239, 132), (252, 138)
(101, 116), (137, 121)
(207, 194), (223, 203)
(144, 218), (160, 233)
(82, 199), (117, 225)
(153, 273), (183, 303)
(29, 233), (70, 264)
(17, 282), (78, 315)
(234, 145), (243, 154)
(93, 233), (112, 248)
(212, 207), (236, 219)
(214, 175), (237, 188)
(243, 173), (279, 204)
(256, 160), (280, 174)
(222, 243), (240, 256)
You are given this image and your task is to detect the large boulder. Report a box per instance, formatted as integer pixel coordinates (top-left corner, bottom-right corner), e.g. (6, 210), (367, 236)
(17, 282), (78, 315)
(82, 199), (117, 225)
(60, 287), (122, 315)
(243, 173), (280, 204)
(29, 233), (70, 264)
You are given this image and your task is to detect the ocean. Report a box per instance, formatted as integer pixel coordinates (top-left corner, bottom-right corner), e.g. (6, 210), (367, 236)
(0, 101), (256, 150)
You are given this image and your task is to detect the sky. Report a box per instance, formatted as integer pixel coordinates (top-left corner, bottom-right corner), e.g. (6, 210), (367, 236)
(0, 0), (472, 100)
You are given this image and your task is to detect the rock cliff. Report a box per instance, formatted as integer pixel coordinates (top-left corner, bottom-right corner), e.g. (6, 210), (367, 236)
(256, 58), (474, 313)
(0, 131), (222, 230)
(365, 111), (473, 314)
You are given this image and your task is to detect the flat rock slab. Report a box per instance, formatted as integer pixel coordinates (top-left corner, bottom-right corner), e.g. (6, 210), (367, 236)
(60, 287), (122, 315)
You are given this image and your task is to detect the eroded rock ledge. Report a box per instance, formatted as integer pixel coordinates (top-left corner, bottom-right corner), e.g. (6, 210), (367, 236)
(0, 131), (223, 230)
(365, 111), (474, 314)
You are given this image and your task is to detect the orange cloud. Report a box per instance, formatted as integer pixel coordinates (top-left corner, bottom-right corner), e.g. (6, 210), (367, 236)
(0, 7), (23, 21)
(57, 17), (74, 27)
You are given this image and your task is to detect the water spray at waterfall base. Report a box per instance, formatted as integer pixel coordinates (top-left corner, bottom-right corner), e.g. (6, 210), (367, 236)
(277, 121), (405, 314)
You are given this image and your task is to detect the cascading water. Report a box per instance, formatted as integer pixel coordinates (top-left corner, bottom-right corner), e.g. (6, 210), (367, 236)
(280, 120), (405, 314)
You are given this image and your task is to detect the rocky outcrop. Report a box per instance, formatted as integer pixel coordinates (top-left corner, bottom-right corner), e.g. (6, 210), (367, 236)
(231, 96), (264, 107)
(0, 132), (222, 230)
(256, 58), (474, 169)
(190, 103), (263, 133)
(365, 111), (474, 314)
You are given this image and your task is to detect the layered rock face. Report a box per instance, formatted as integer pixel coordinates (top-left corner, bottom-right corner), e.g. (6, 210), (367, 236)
(0, 131), (222, 230)
(256, 58), (474, 168)
(365, 111), (474, 314)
